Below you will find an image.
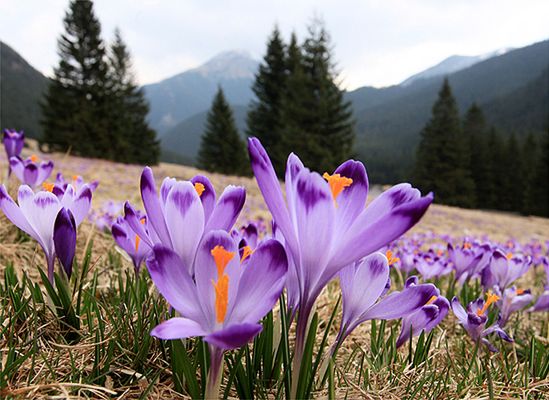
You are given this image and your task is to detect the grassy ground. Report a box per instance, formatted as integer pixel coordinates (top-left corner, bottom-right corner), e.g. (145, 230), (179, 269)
(0, 147), (548, 399)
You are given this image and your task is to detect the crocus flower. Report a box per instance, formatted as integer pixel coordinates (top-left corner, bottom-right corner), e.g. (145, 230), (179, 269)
(336, 253), (438, 347)
(414, 250), (452, 280)
(248, 138), (432, 394)
(10, 155), (53, 188)
(111, 207), (151, 273)
(493, 286), (533, 327)
(125, 167), (245, 275)
(481, 249), (532, 290)
(396, 276), (450, 347)
(148, 230), (288, 399)
(448, 241), (484, 283)
(529, 288), (549, 312)
(0, 183), (91, 282)
(55, 172), (99, 192)
(53, 208), (77, 279)
(3, 129), (24, 167)
(451, 293), (513, 352)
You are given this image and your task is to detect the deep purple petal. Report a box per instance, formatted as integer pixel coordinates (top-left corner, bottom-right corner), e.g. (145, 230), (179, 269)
(205, 185), (245, 232)
(333, 159), (369, 236)
(191, 175), (216, 222)
(140, 167), (173, 247)
(204, 323), (262, 350)
(396, 304), (439, 348)
(54, 208), (76, 278)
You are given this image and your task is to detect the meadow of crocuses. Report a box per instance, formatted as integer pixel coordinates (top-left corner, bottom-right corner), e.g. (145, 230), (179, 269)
(0, 130), (548, 399)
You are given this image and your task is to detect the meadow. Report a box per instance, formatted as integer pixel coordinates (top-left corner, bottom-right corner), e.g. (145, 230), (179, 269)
(0, 137), (548, 399)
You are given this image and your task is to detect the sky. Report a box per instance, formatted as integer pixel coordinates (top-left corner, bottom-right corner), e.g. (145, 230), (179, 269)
(1, 0), (548, 90)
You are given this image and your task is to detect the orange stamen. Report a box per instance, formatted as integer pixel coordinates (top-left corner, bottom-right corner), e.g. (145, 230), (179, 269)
(516, 289), (525, 295)
(212, 274), (229, 323)
(241, 245), (253, 262)
(506, 252), (513, 260)
(211, 245), (235, 276)
(135, 235), (141, 252)
(437, 249), (444, 256)
(426, 295), (438, 305)
(30, 154), (39, 162)
(72, 175), (79, 181)
(463, 242), (472, 249)
(42, 182), (54, 192)
(477, 290), (500, 316)
(322, 172), (353, 203)
(194, 182), (205, 197)
(386, 250), (400, 266)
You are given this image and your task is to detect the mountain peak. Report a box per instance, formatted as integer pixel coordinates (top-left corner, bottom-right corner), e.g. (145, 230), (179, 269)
(194, 50), (258, 79)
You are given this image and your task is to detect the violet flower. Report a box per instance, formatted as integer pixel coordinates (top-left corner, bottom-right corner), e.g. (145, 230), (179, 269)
(148, 230), (288, 399)
(125, 167), (245, 275)
(481, 249), (532, 290)
(248, 138), (432, 395)
(451, 293), (513, 352)
(10, 155), (53, 188)
(493, 286), (533, 327)
(414, 250), (452, 280)
(53, 208), (77, 279)
(448, 241), (484, 283)
(0, 183), (91, 282)
(529, 288), (549, 312)
(3, 129), (24, 169)
(396, 276), (450, 348)
(55, 172), (99, 192)
(111, 208), (151, 273)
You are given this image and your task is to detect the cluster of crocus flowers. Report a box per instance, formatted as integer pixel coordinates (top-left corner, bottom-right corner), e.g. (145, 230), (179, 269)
(451, 291), (512, 352)
(248, 137), (433, 395)
(10, 155), (54, 188)
(447, 241), (486, 283)
(0, 182), (91, 282)
(482, 249), (532, 290)
(2, 129), (25, 172)
(148, 230), (288, 399)
(55, 172), (99, 192)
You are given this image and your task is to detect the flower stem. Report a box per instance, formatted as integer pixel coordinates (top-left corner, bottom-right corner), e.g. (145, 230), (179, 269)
(205, 345), (224, 399)
(290, 301), (313, 399)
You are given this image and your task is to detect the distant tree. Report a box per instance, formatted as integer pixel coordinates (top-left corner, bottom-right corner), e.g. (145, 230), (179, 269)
(485, 128), (505, 210)
(41, 0), (109, 157)
(414, 79), (475, 207)
(247, 26), (287, 174)
(198, 88), (246, 175)
(463, 103), (489, 208)
(521, 133), (539, 214)
(526, 129), (549, 216)
(501, 134), (523, 211)
(108, 29), (159, 164)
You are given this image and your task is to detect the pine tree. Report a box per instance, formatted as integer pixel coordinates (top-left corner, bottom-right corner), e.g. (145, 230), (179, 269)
(41, 0), (110, 158)
(108, 29), (159, 165)
(485, 128), (505, 210)
(298, 20), (355, 172)
(414, 79), (475, 207)
(247, 26), (287, 174)
(501, 134), (523, 211)
(526, 129), (549, 216)
(198, 88), (246, 175)
(463, 103), (488, 208)
(521, 133), (539, 214)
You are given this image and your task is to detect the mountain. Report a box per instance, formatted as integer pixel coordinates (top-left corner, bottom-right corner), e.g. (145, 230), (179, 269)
(160, 105), (248, 164)
(143, 50), (258, 135)
(0, 41), (48, 139)
(400, 48), (511, 86)
(349, 40), (549, 182)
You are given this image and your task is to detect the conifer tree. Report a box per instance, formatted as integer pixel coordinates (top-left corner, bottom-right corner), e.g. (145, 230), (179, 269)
(414, 79), (475, 207)
(41, 0), (109, 157)
(463, 103), (489, 208)
(485, 128), (505, 210)
(108, 29), (159, 164)
(526, 129), (549, 216)
(521, 133), (539, 214)
(501, 134), (523, 211)
(247, 27), (287, 174)
(198, 88), (246, 175)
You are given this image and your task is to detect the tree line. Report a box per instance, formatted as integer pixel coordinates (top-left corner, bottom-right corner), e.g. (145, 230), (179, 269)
(198, 22), (355, 176)
(41, 0), (159, 164)
(414, 79), (548, 217)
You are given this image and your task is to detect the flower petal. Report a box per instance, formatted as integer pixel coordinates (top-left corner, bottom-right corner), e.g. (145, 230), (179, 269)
(0, 185), (38, 240)
(333, 159), (368, 236)
(204, 322), (262, 350)
(191, 175), (216, 222)
(54, 208), (76, 279)
(151, 317), (206, 340)
(205, 185), (245, 232)
(141, 167), (173, 247)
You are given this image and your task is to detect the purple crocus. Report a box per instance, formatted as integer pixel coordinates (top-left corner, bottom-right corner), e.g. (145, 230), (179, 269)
(414, 250), (452, 280)
(3, 129), (25, 167)
(396, 276), (450, 348)
(9, 155), (53, 188)
(336, 253), (438, 347)
(55, 172), (99, 192)
(0, 183), (91, 282)
(111, 209), (151, 273)
(148, 230), (288, 398)
(124, 168), (245, 275)
(448, 241), (484, 283)
(248, 138), (432, 394)
(493, 286), (533, 327)
(529, 288), (549, 312)
(53, 208), (77, 279)
(451, 293), (513, 352)
(481, 249), (532, 290)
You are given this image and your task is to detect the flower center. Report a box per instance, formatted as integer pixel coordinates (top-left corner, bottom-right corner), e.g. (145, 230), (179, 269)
(322, 172), (353, 203)
(426, 295), (438, 305)
(194, 182), (205, 197)
(477, 290), (500, 316)
(463, 242), (472, 249)
(385, 250), (400, 266)
(506, 252), (513, 260)
(241, 245), (253, 262)
(42, 182), (54, 192)
(516, 288), (525, 295)
(210, 245), (235, 324)
(134, 218), (146, 251)
(30, 154), (39, 162)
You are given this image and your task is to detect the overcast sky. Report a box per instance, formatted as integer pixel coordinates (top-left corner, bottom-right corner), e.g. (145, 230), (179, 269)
(1, 0), (548, 89)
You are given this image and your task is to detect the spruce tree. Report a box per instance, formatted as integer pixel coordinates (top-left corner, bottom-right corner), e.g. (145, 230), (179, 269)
(463, 103), (488, 208)
(247, 26), (287, 174)
(501, 134), (523, 211)
(41, 0), (109, 157)
(485, 128), (505, 210)
(521, 133), (539, 214)
(414, 79), (475, 207)
(108, 29), (159, 164)
(527, 129), (549, 216)
(198, 88), (246, 175)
